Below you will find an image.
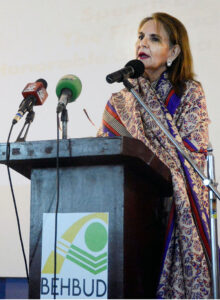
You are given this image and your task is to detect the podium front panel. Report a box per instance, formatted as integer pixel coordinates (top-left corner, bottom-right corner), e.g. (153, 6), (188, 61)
(29, 164), (165, 299)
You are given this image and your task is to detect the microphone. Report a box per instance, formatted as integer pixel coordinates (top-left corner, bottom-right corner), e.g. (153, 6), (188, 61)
(56, 75), (82, 113)
(13, 79), (48, 124)
(106, 59), (145, 83)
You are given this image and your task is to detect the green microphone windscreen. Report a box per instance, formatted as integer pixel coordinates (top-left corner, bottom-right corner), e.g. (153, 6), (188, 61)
(56, 74), (82, 102)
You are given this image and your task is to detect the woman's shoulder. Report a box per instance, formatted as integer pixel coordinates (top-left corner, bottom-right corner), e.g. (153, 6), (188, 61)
(184, 79), (204, 95)
(108, 87), (131, 107)
(110, 78), (142, 102)
(180, 79), (206, 105)
(111, 87), (129, 98)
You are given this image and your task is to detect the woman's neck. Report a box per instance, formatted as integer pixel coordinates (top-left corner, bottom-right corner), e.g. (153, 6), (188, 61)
(144, 66), (167, 82)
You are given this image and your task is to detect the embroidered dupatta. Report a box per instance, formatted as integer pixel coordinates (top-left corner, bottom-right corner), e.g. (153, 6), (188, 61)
(98, 73), (211, 298)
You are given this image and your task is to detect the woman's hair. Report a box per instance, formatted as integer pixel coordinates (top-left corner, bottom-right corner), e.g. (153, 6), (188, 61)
(139, 12), (195, 96)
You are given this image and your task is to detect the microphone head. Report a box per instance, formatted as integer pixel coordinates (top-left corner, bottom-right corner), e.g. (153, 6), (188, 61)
(125, 59), (145, 79)
(36, 78), (48, 89)
(22, 78), (48, 106)
(56, 75), (82, 103)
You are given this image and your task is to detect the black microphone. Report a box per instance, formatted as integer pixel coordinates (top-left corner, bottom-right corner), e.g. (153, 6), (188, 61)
(106, 59), (145, 83)
(13, 79), (48, 124)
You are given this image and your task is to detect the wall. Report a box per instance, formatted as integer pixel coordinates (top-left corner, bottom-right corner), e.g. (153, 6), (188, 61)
(0, 0), (219, 276)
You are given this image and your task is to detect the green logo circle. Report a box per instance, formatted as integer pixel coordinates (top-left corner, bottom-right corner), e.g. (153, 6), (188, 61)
(85, 222), (107, 252)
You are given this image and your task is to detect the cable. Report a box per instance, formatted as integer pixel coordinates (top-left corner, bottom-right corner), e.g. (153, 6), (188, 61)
(6, 123), (29, 281)
(53, 112), (60, 299)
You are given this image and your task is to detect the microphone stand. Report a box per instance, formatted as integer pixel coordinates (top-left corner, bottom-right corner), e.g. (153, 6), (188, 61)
(16, 110), (35, 142)
(61, 107), (68, 139)
(122, 78), (220, 298)
(54, 105), (68, 297)
(207, 144), (220, 298)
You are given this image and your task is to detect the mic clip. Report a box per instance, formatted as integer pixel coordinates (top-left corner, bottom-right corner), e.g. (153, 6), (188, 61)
(56, 89), (72, 113)
(15, 110), (35, 142)
(13, 95), (37, 124)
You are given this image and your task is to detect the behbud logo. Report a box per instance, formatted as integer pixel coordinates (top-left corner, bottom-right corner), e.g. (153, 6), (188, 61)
(40, 213), (108, 299)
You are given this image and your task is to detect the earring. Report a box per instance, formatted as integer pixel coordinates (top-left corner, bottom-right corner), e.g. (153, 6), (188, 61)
(167, 58), (172, 67)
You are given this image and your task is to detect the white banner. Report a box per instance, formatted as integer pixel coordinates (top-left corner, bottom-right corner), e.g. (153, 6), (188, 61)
(40, 213), (109, 299)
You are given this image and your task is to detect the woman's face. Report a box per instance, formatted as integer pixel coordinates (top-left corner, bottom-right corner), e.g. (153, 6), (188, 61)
(136, 19), (173, 82)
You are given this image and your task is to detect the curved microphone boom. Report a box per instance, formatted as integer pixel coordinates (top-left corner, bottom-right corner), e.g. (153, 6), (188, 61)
(106, 59), (145, 84)
(56, 75), (82, 113)
(13, 79), (48, 124)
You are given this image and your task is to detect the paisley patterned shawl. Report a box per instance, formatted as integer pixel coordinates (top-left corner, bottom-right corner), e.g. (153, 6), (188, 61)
(97, 72), (212, 299)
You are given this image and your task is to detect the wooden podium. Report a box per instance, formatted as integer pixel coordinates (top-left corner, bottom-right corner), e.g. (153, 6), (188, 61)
(0, 137), (172, 299)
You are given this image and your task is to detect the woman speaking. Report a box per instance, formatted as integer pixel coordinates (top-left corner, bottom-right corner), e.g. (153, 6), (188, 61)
(98, 12), (211, 299)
